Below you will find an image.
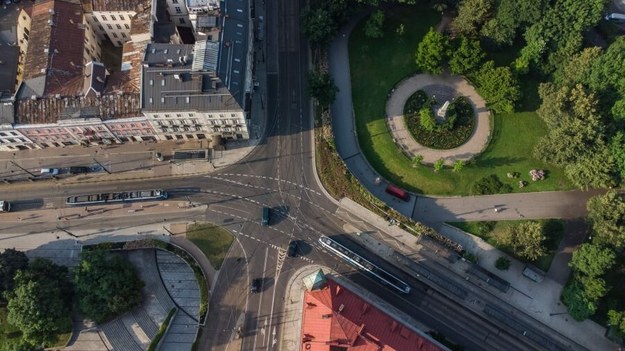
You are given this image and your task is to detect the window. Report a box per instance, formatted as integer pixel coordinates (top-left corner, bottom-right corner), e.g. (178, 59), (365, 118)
(119, 14), (125, 20)
(124, 24), (130, 29)
(149, 98), (153, 104)
(116, 24), (122, 29)
(172, 0), (178, 3)
(161, 97), (165, 103)
(101, 15), (107, 21)
(161, 80), (165, 86)
(149, 79), (154, 85)
(179, 18), (185, 24)
(188, 113), (194, 117)
(185, 97), (190, 103)
(107, 24), (113, 30)
(118, 41), (122, 46)
(176, 114), (182, 117)
(98, 25), (104, 31)
(175, 6), (182, 14)
(110, 15), (116, 20)
(112, 32), (118, 38)
(164, 114), (171, 118)
(121, 32), (127, 38)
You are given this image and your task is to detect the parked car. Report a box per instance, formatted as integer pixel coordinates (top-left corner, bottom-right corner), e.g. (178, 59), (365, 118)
(287, 240), (299, 258)
(40, 168), (60, 176)
(68, 166), (90, 174)
(261, 207), (270, 226)
(0, 201), (11, 212)
(251, 278), (262, 293)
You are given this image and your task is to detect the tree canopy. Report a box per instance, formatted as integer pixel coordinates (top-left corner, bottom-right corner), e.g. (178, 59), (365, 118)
(5, 259), (72, 347)
(494, 221), (546, 261)
(308, 71), (339, 107)
(451, 0), (494, 37)
(0, 249), (28, 302)
(515, 0), (605, 74)
(569, 244), (616, 277)
(415, 28), (449, 74)
(301, 6), (339, 48)
(472, 61), (520, 114)
(448, 36), (484, 75)
(74, 251), (144, 323)
(586, 191), (625, 248)
(364, 10), (385, 39)
(480, 0), (547, 47)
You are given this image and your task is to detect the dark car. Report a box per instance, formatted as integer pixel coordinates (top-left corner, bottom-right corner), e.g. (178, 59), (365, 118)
(251, 278), (262, 293)
(286, 240), (299, 258)
(69, 166), (91, 174)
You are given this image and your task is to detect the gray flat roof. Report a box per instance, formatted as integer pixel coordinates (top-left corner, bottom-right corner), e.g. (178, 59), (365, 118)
(217, 0), (249, 108)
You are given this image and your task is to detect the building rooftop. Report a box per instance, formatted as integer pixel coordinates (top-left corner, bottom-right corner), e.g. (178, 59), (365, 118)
(15, 93), (141, 124)
(187, 0), (220, 10)
(301, 277), (444, 351)
(0, 46), (19, 99)
(141, 43), (242, 112)
(91, 0), (151, 12)
(217, 0), (249, 108)
(19, 0), (85, 98)
(0, 5), (22, 44)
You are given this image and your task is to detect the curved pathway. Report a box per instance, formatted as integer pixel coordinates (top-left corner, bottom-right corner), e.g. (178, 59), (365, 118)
(386, 74), (490, 165)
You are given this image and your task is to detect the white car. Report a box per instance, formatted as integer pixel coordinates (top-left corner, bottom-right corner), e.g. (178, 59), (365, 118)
(40, 168), (60, 175)
(605, 13), (625, 22)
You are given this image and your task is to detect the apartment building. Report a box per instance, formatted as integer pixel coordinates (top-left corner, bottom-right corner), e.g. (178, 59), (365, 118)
(83, 0), (153, 47)
(141, 42), (249, 141)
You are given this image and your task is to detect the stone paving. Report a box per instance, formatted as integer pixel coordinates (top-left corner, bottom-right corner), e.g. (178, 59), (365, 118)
(156, 250), (201, 320)
(385, 73), (491, 165)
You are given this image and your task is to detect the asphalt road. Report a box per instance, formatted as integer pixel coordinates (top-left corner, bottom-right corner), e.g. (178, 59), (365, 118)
(0, 1), (593, 351)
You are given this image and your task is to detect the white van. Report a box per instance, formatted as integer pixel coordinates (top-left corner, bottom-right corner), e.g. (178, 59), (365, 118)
(0, 201), (11, 212)
(605, 13), (625, 22)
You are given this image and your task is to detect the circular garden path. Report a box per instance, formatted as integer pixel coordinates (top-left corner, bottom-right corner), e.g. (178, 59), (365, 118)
(386, 73), (491, 165)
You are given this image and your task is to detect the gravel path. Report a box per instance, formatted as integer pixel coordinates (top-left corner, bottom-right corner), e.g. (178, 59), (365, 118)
(386, 73), (491, 165)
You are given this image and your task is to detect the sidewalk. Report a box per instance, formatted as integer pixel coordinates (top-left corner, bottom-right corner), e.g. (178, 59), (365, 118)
(335, 197), (616, 351)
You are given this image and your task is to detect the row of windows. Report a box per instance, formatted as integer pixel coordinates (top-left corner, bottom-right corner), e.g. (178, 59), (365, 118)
(98, 24), (130, 32)
(95, 14), (126, 22)
(152, 113), (240, 119)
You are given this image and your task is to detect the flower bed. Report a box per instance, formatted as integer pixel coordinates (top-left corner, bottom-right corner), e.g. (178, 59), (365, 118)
(403, 90), (475, 149)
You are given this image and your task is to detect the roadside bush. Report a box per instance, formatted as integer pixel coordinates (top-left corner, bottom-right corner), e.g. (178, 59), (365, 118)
(476, 221), (496, 235)
(495, 256), (511, 270)
(419, 107), (437, 131)
(471, 174), (513, 195)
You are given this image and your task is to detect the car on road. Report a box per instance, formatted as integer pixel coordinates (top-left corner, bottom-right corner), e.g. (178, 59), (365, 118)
(0, 201), (11, 212)
(154, 152), (164, 161)
(68, 166), (91, 175)
(40, 168), (60, 176)
(261, 207), (270, 226)
(251, 278), (262, 293)
(286, 240), (299, 258)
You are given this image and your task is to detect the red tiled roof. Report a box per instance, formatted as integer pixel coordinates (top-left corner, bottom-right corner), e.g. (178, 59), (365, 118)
(301, 277), (444, 351)
(23, 0), (85, 97)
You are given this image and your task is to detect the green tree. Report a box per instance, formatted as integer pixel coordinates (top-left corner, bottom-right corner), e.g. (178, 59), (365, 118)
(451, 0), (494, 37)
(448, 36), (484, 75)
(552, 47), (602, 88)
(364, 10), (385, 39)
(563, 146), (615, 190)
(415, 28), (449, 74)
(517, 0), (605, 74)
(578, 275), (608, 301)
(607, 310), (625, 337)
(480, 0), (547, 47)
(434, 159), (445, 172)
(472, 61), (520, 114)
(534, 84), (610, 187)
(308, 71), (339, 107)
(0, 249), (28, 302)
(419, 106), (437, 131)
(495, 256), (511, 270)
(74, 251), (144, 323)
(5, 259), (72, 347)
(586, 191), (625, 248)
(610, 132), (625, 181)
(452, 160), (464, 172)
(561, 280), (597, 321)
(301, 7), (338, 48)
(569, 244), (615, 278)
(494, 221), (546, 260)
(412, 154), (423, 167)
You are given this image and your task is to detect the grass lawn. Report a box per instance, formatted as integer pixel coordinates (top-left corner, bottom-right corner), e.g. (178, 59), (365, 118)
(448, 219), (564, 272)
(186, 223), (234, 270)
(349, 6), (571, 195)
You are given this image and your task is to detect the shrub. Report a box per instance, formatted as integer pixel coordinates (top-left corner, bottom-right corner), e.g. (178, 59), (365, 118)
(476, 221), (496, 235)
(471, 174), (513, 195)
(434, 159), (445, 172)
(419, 107), (437, 131)
(495, 256), (511, 270)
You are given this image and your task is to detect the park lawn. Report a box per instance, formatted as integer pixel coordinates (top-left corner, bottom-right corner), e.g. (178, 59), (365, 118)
(186, 223), (234, 270)
(349, 6), (571, 195)
(448, 219), (564, 272)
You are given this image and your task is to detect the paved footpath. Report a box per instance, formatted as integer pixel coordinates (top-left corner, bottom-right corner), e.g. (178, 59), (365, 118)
(386, 73), (490, 165)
